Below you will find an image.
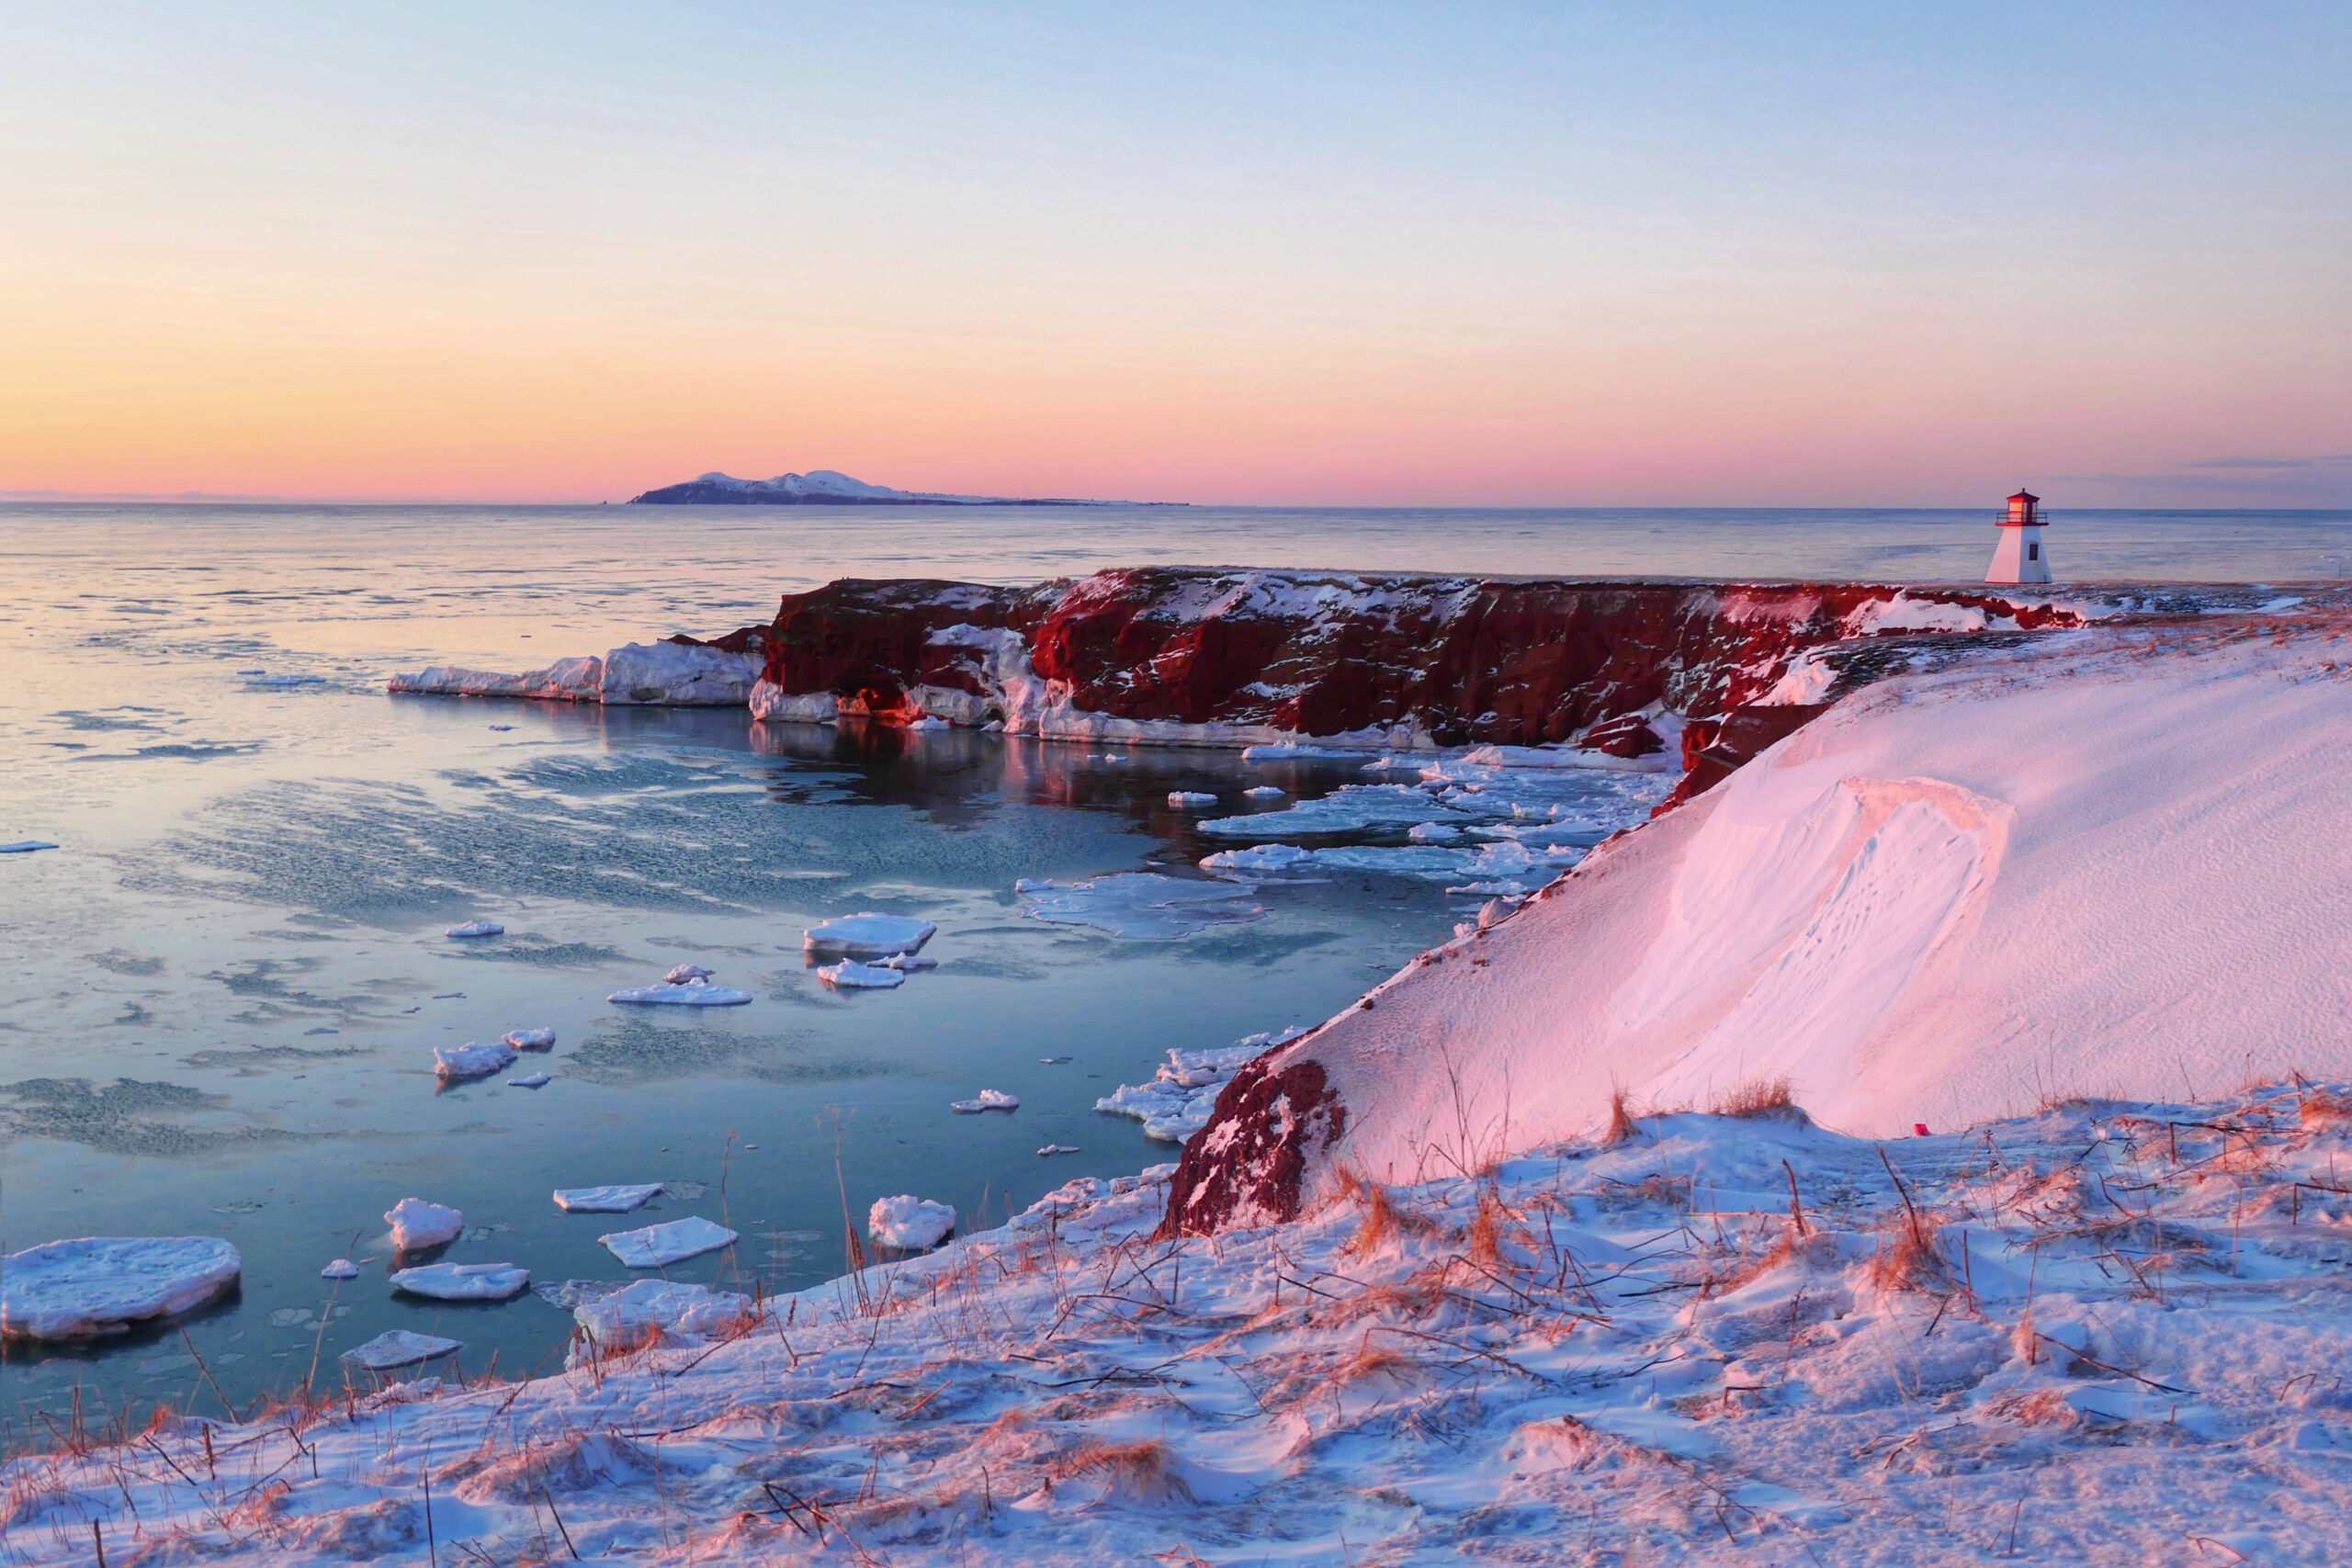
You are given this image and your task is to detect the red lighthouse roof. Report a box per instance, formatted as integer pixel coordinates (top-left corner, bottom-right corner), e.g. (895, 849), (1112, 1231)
(2009, 489), (2039, 504)
(2000, 489), (2043, 526)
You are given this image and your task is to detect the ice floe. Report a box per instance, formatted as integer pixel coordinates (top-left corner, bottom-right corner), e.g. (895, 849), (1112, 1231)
(877, 952), (936, 970)
(383, 1198), (463, 1252)
(1036, 1144), (1080, 1156)
(803, 912), (937, 957)
(554, 1183), (663, 1214)
(1167, 790), (1219, 807)
(607, 977), (754, 1006)
(501, 1026), (556, 1050)
(1243, 785), (1286, 798)
(662, 964), (712, 984)
(320, 1258), (362, 1280)
(338, 1329), (461, 1371)
(0, 1237), (243, 1339)
(506, 1072), (551, 1089)
(1202, 837), (1575, 894)
(390, 1262), (530, 1302)
(600, 1215), (738, 1269)
(868, 1195), (956, 1250)
(0, 840), (59, 854)
(1014, 871), (1263, 939)
(817, 958), (905, 990)
(243, 672), (328, 689)
(1095, 1027), (1307, 1144)
(1199, 783), (1474, 838)
(572, 1280), (752, 1349)
(434, 1041), (518, 1080)
(950, 1089), (1019, 1113)
(445, 920), (503, 939)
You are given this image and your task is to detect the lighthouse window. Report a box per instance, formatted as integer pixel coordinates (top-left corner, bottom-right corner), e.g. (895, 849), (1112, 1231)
(2028, 542), (2039, 560)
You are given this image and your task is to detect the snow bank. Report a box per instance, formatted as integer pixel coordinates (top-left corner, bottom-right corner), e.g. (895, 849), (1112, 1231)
(600, 1216), (738, 1269)
(0, 1237), (242, 1339)
(803, 913), (937, 956)
(552, 1184), (662, 1213)
(1014, 872), (1263, 939)
(868, 1195), (956, 1249)
(390, 1262), (530, 1302)
(383, 1198), (463, 1252)
(1199, 613), (2352, 1214)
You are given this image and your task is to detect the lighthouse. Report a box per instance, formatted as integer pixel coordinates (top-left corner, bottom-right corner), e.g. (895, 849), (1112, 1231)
(1984, 489), (2051, 584)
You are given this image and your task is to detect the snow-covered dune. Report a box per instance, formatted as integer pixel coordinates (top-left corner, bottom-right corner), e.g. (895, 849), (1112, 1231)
(1168, 609), (2352, 1232)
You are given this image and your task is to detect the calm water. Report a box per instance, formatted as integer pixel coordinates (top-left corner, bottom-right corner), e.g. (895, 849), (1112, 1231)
(0, 502), (2345, 1430)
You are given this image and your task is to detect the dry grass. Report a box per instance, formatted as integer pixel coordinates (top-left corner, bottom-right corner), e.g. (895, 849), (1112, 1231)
(2301, 1089), (2352, 1130)
(1712, 1076), (1809, 1123)
(1864, 1213), (1951, 1292)
(1054, 1438), (1191, 1503)
(1334, 1168), (1438, 1257)
(1601, 1089), (1642, 1147)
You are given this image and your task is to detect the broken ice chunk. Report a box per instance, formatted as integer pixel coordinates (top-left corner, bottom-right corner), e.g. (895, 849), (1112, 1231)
(384, 1198), (463, 1251)
(1037, 1144), (1081, 1156)
(607, 979), (753, 1006)
(573, 1280), (752, 1348)
(341, 1329), (462, 1371)
(868, 1195), (956, 1250)
(445, 920), (504, 938)
(662, 964), (713, 984)
(434, 1041), (517, 1080)
(1168, 791), (1219, 807)
(1198, 843), (1314, 874)
(819, 959), (905, 990)
(391, 1262), (530, 1302)
(321, 1258), (362, 1280)
(803, 913), (937, 958)
(950, 1089), (1020, 1113)
(0, 1237), (242, 1340)
(600, 1215), (739, 1269)
(1242, 786), (1286, 799)
(877, 952), (936, 971)
(553, 1183), (663, 1213)
(502, 1027), (556, 1050)
(506, 1072), (551, 1089)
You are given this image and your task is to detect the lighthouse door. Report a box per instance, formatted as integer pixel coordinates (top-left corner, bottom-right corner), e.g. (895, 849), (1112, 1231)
(2028, 542), (2039, 560)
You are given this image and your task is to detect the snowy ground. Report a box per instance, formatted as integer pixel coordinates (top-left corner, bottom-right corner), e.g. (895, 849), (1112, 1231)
(10, 1085), (2352, 1563)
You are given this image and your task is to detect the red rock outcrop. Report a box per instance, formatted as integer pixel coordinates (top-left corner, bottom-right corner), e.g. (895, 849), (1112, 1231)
(1155, 1058), (1347, 1239)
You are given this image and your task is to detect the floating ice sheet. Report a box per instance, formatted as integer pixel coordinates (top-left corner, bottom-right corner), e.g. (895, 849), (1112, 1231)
(391, 1262), (530, 1302)
(446, 920), (504, 939)
(1168, 791), (1219, 807)
(0, 1236), (243, 1339)
(1095, 1027), (1308, 1144)
(1037, 1144), (1081, 1156)
(340, 1329), (461, 1371)
(0, 841), (59, 854)
(502, 1027), (556, 1050)
(1201, 838), (1575, 892)
(507, 1072), (551, 1089)
(434, 1041), (517, 1080)
(662, 964), (712, 984)
(1015, 872), (1263, 940)
(601, 1215), (739, 1269)
(554, 1183), (663, 1213)
(818, 959), (905, 990)
(1199, 784), (1474, 839)
(607, 979), (754, 1006)
(804, 913), (937, 957)
(869, 1195), (956, 1250)
(951, 1089), (1019, 1112)
(321, 1258), (362, 1280)
(574, 1280), (752, 1344)
(384, 1198), (463, 1251)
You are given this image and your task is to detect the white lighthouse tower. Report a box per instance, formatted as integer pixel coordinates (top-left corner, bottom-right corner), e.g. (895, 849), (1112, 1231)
(1984, 488), (2051, 584)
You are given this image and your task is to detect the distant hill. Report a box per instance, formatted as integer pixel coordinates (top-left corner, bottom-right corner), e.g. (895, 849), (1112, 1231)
(628, 469), (1118, 506)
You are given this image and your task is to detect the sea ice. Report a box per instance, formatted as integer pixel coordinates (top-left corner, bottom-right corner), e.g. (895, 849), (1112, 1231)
(506, 1072), (551, 1089)
(598, 640), (763, 706)
(554, 1183), (663, 1213)
(0, 841), (59, 854)
(600, 1215), (739, 1269)
(321, 1258), (362, 1280)
(1199, 784), (1474, 838)
(1037, 1144), (1080, 1156)
(803, 912), (938, 957)
(1243, 785), (1286, 798)
(501, 1027), (556, 1050)
(868, 1195), (956, 1250)
(244, 673), (328, 688)
(1168, 791), (1219, 807)
(1014, 871), (1264, 939)
(434, 1041), (517, 1080)
(662, 964), (712, 984)
(390, 1262), (530, 1302)
(878, 952), (936, 970)
(1095, 1028), (1307, 1144)
(950, 1089), (1019, 1112)
(384, 1198), (463, 1251)
(573, 1280), (752, 1346)
(607, 978), (754, 1006)
(0, 1237), (243, 1339)
(818, 959), (906, 989)
(339, 1329), (461, 1371)
(445, 920), (504, 939)
(1198, 842), (1313, 873)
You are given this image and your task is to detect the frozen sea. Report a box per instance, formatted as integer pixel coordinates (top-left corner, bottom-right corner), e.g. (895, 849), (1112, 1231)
(0, 501), (2345, 1430)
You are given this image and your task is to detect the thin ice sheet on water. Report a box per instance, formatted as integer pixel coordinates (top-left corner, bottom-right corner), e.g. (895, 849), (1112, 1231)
(1198, 783), (1476, 839)
(554, 1183), (663, 1213)
(1014, 872), (1263, 939)
(0, 841), (59, 854)
(434, 1041), (517, 1079)
(869, 1195), (956, 1250)
(339, 1329), (461, 1371)
(818, 959), (904, 989)
(0, 1237), (242, 1340)
(601, 1215), (739, 1269)
(391, 1262), (530, 1302)
(803, 912), (937, 957)
(607, 979), (754, 1006)
(384, 1198), (463, 1251)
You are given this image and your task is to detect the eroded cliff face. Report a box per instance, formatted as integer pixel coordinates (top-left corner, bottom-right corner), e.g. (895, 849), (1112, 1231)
(749, 567), (2086, 751)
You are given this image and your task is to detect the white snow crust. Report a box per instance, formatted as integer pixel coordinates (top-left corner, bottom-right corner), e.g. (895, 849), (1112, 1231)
(868, 1195), (956, 1249)
(803, 912), (937, 956)
(390, 1262), (531, 1302)
(552, 1184), (663, 1213)
(600, 1216), (739, 1269)
(389, 641), (758, 706)
(0, 1237), (242, 1340)
(1014, 872), (1263, 939)
(383, 1198), (463, 1252)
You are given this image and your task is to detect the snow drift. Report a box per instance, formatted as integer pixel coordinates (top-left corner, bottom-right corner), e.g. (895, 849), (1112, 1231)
(1165, 605), (2352, 1234)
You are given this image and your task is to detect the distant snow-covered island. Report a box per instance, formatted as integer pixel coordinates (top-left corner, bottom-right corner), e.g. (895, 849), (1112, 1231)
(628, 468), (1148, 506)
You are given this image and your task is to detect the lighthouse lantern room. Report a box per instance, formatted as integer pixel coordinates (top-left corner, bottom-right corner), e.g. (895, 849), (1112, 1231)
(1984, 489), (2051, 585)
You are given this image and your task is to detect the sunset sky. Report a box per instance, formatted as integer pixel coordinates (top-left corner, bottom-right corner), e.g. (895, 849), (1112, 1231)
(4, 2), (2346, 507)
